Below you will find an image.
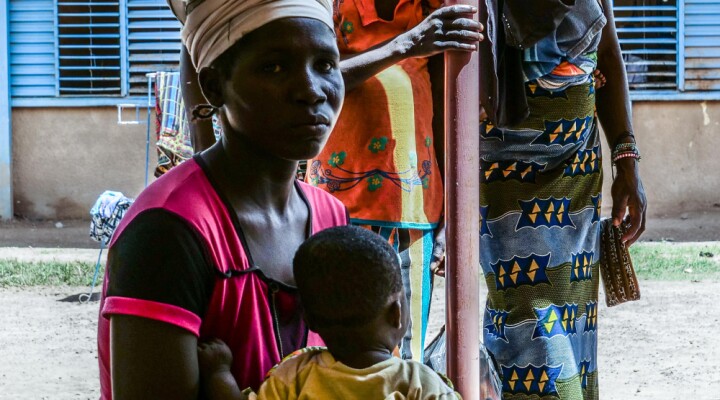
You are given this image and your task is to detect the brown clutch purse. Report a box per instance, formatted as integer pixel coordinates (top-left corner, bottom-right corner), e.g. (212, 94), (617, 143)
(599, 219), (641, 307)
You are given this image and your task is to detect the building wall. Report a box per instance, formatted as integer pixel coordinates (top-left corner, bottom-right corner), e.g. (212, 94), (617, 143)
(12, 107), (150, 219)
(600, 101), (720, 217)
(9, 102), (720, 220)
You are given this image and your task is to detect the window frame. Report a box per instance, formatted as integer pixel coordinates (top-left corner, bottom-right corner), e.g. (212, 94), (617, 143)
(56, 0), (125, 96)
(10, 0), (180, 107)
(9, 0), (720, 106)
(614, 0), (720, 100)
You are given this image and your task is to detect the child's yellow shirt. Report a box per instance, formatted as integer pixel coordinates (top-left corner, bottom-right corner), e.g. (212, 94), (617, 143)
(248, 347), (462, 399)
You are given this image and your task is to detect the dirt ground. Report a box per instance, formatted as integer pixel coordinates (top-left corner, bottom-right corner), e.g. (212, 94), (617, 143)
(1, 211), (719, 399)
(427, 279), (720, 400)
(0, 278), (717, 400)
(2, 208), (720, 248)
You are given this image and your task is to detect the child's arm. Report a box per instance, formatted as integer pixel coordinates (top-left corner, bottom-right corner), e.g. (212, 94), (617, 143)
(198, 339), (249, 400)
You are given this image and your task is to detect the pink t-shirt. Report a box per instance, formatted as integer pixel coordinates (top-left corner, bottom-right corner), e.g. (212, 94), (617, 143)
(97, 158), (348, 399)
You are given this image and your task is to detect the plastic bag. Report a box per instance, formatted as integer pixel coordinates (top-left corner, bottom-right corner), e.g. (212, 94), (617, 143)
(89, 191), (134, 244)
(424, 326), (503, 400)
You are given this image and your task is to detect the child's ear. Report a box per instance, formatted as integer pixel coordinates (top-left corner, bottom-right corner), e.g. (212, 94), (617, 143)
(388, 296), (403, 330)
(198, 66), (224, 108)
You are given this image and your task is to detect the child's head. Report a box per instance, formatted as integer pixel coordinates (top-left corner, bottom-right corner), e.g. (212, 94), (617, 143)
(184, 1), (344, 161)
(293, 226), (409, 355)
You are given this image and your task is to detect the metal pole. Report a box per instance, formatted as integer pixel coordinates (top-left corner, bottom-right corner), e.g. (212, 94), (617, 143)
(145, 74), (154, 188)
(0, 0), (13, 220)
(444, 0), (480, 397)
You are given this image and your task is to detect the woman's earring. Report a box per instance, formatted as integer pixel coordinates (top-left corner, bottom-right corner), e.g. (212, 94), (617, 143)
(191, 104), (218, 121)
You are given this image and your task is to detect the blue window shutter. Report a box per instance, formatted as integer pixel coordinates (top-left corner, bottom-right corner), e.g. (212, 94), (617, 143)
(613, 1), (680, 91)
(127, 0), (182, 95)
(57, 0), (122, 96)
(9, 0), (57, 98)
(683, 0), (720, 91)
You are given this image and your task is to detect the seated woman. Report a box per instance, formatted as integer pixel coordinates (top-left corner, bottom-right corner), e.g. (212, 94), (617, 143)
(96, 1), (347, 399)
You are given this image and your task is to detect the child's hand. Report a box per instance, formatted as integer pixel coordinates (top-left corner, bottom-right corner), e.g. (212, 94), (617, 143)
(198, 338), (233, 376)
(593, 69), (607, 89)
(395, 5), (484, 58)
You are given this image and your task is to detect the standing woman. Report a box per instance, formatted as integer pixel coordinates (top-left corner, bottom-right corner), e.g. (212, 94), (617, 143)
(307, 0), (483, 360)
(96, 1), (347, 399)
(476, 0), (647, 398)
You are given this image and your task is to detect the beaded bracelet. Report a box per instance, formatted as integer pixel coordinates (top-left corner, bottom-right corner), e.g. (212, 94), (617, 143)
(612, 151), (641, 164)
(610, 151), (640, 179)
(614, 143), (637, 151)
(612, 131), (635, 148)
(611, 142), (640, 161)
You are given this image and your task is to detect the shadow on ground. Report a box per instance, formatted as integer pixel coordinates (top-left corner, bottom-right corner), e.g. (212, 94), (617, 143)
(3, 209), (719, 248)
(57, 292), (100, 303)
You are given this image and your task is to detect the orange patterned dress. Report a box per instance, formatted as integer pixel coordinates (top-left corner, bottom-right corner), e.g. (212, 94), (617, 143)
(307, 0), (443, 361)
(308, 0), (443, 230)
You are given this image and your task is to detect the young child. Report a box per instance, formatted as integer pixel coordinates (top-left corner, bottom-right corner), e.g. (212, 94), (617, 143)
(198, 225), (461, 399)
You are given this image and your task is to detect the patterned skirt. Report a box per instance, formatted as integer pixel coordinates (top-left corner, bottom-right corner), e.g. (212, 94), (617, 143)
(480, 80), (602, 400)
(357, 225), (434, 362)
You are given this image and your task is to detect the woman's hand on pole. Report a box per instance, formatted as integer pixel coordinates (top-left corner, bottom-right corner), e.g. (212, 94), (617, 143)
(340, 5), (483, 91)
(395, 5), (484, 59)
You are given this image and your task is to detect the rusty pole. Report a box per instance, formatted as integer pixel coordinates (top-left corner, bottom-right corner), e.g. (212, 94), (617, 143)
(444, 0), (480, 398)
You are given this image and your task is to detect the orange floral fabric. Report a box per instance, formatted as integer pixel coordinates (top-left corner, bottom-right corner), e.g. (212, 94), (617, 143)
(308, 0), (443, 228)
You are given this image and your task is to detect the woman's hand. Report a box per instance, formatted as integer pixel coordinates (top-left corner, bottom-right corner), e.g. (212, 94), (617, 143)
(340, 5), (483, 91)
(611, 160), (647, 245)
(430, 220), (447, 277)
(394, 5), (484, 59)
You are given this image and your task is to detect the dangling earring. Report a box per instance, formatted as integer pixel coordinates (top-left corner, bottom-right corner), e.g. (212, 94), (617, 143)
(191, 104), (218, 121)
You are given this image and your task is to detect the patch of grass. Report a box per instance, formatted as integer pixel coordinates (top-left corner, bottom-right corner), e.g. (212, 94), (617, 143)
(0, 242), (718, 287)
(0, 260), (103, 287)
(631, 242), (720, 281)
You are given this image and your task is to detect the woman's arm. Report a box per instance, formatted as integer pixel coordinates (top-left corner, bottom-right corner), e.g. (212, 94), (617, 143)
(341, 5), (483, 91)
(104, 210), (216, 399)
(110, 316), (200, 400)
(595, 0), (647, 244)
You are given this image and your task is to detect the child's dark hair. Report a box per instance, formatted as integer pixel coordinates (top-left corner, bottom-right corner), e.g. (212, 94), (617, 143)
(293, 225), (402, 329)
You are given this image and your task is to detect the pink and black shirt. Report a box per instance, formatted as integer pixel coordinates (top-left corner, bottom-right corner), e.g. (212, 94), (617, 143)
(97, 157), (348, 399)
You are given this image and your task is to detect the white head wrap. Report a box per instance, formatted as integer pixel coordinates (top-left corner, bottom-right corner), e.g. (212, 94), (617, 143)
(181, 0), (334, 71)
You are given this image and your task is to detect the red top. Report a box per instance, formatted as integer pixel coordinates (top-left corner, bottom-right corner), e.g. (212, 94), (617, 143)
(97, 158), (348, 399)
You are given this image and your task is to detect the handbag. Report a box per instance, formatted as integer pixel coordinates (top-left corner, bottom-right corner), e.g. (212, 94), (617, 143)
(599, 218), (641, 307)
